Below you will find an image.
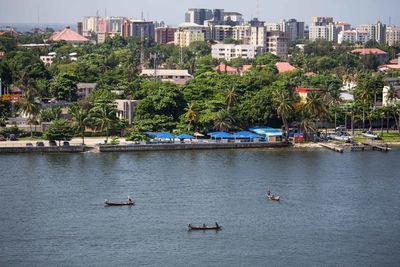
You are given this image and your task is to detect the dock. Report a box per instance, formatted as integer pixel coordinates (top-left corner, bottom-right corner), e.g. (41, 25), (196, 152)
(319, 143), (344, 153)
(361, 142), (392, 152)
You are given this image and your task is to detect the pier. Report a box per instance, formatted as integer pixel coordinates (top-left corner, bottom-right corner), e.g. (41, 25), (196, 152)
(319, 143), (344, 153)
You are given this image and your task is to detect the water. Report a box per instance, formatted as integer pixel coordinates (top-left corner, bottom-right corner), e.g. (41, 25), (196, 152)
(1, 149), (400, 266)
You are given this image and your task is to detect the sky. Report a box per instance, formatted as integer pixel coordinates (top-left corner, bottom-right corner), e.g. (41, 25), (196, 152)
(1, 0), (399, 27)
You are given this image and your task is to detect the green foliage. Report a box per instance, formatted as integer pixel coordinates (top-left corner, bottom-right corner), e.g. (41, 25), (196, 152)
(44, 119), (74, 143)
(49, 72), (78, 101)
(39, 107), (62, 122)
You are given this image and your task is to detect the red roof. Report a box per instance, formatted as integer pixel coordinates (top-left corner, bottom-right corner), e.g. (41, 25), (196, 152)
(241, 64), (253, 73)
(49, 27), (89, 43)
(389, 58), (398, 64)
(276, 62), (296, 73)
(294, 88), (320, 93)
(214, 64), (239, 73)
(351, 48), (388, 55)
(379, 64), (400, 70)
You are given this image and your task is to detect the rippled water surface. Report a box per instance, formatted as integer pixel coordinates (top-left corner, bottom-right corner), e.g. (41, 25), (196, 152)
(1, 149), (400, 266)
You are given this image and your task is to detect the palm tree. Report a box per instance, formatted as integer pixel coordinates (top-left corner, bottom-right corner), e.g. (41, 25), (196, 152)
(183, 103), (198, 132)
(386, 85), (398, 105)
(90, 100), (117, 143)
(304, 91), (327, 132)
(225, 87), (237, 110)
(19, 87), (40, 137)
(213, 109), (234, 132)
(272, 90), (293, 139)
(70, 104), (89, 145)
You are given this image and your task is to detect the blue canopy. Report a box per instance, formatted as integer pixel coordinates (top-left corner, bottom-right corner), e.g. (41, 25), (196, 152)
(145, 132), (176, 139)
(233, 131), (262, 139)
(176, 134), (194, 139)
(208, 132), (234, 139)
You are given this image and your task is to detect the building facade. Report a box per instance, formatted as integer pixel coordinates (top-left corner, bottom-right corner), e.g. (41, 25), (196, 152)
(309, 17), (337, 42)
(386, 26), (400, 46)
(155, 27), (177, 44)
(174, 23), (205, 47)
(211, 44), (258, 60)
(338, 30), (371, 44)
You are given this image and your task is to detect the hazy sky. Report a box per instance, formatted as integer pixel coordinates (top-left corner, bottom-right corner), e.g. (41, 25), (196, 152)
(1, 0), (399, 26)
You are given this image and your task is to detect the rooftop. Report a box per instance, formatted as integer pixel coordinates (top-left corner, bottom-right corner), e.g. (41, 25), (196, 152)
(48, 26), (89, 43)
(276, 62), (296, 73)
(351, 48), (388, 55)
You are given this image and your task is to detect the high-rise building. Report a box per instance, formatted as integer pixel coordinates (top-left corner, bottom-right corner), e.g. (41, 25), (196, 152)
(211, 44), (258, 60)
(250, 26), (267, 47)
(338, 30), (371, 44)
(281, 19), (305, 41)
(265, 22), (281, 32)
(224, 12), (244, 26)
(357, 21), (386, 44)
(386, 26), (400, 46)
(232, 25), (252, 44)
(155, 27), (177, 44)
(185, 8), (213, 25)
(123, 20), (155, 40)
(83, 16), (98, 36)
(174, 23), (205, 47)
(210, 25), (233, 42)
(266, 31), (289, 58)
(309, 17), (337, 42)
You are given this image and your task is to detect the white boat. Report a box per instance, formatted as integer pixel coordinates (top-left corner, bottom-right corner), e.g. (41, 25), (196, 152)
(329, 134), (353, 142)
(362, 132), (379, 139)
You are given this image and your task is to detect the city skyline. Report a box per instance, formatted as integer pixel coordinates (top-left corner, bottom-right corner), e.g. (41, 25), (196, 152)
(1, 0), (399, 27)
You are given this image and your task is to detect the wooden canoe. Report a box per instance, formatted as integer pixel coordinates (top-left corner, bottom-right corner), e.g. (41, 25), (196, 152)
(104, 201), (134, 206)
(188, 224), (221, 231)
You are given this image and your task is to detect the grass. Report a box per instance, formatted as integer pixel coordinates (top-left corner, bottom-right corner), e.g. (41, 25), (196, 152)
(352, 130), (400, 143)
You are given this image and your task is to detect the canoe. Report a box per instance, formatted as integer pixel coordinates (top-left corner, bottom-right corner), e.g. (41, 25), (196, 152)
(104, 201), (134, 206)
(266, 195), (280, 201)
(188, 224), (222, 231)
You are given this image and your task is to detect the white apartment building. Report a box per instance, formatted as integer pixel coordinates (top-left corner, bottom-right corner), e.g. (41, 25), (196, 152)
(83, 16), (98, 36)
(174, 23), (205, 47)
(232, 25), (251, 44)
(250, 26), (267, 47)
(309, 17), (337, 42)
(357, 21), (386, 44)
(386, 26), (400, 46)
(211, 44), (258, 60)
(338, 30), (371, 44)
(265, 22), (281, 32)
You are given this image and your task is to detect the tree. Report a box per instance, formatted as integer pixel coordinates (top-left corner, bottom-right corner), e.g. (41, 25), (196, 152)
(183, 103), (198, 132)
(90, 99), (117, 142)
(225, 87), (237, 110)
(69, 103), (89, 145)
(213, 109), (234, 132)
(272, 90), (293, 139)
(18, 87), (40, 137)
(49, 72), (78, 101)
(39, 107), (61, 122)
(45, 119), (74, 145)
(304, 91), (327, 132)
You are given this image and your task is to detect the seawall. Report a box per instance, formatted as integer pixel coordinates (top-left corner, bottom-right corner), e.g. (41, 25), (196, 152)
(99, 142), (289, 152)
(0, 146), (86, 154)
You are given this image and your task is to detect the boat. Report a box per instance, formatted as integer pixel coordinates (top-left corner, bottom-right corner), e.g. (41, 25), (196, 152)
(266, 194), (280, 201)
(104, 200), (134, 206)
(188, 224), (222, 231)
(362, 132), (380, 140)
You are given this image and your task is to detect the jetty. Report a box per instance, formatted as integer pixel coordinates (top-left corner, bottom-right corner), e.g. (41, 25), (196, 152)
(361, 142), (392, 152)
(319, 143), (344, 153)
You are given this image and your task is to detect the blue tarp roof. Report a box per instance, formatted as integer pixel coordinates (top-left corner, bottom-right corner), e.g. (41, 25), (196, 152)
(249, 127), (283, 136)
(233, 131), (262, 139)
(208, 132), (234, 139)
(176, 134), (194, 139)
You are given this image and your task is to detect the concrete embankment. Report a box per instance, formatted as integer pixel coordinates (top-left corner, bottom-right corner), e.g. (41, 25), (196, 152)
(99, 142), (288, 152)
(0, 146), (86, 153)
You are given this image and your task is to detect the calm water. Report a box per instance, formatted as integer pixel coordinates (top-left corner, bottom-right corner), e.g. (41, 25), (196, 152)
(0, 148), (400, 266)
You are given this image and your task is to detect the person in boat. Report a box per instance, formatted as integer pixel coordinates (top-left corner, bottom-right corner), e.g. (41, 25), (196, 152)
(128, 196), (133, 204)
(267, 190), (271, 196)
(215, 222), (219, 228)
(203, 223), (206, 228)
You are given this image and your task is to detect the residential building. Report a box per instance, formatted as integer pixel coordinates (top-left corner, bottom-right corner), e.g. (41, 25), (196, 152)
(352, 48), (388, 64)
(224, 12), (244, 26)
(140, 69), (193, 85)
(232, 25), (251, 44)
(281, 19), (305, 41)
(335, 21), (351, 32)
(123, 20), (155, 39)
(107, 17), (124, 36)
(77, 83), (97, 99)
(40, 52), (56, 66)
(250, 26), (267, 48)
(386, 26), (400, 46)
(294, 88), (321, 103)
(83, 16), (98, 36)
(210, 25), (233, 42)
(357, 21), (386, 44)
(155, 27), (177, 44)
(338, 30), (371, 44)
(0, 51), (6, 57)
(382, 78), (400, 106)
(48, 26), (89, 45)
(309, 17), (337, 42)
(211, 44), (258, 60)
(115, 100), (139, 125)
(265, 22), (281, 32)
(266, 31), (289, 58)
(185, 8), (214, 25)
(174, 23), (205, 47)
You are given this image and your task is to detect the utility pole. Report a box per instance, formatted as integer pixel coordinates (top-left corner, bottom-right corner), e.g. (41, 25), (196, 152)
(179, 45), (183, 65)
(150, 52), (160, 81)
(0, 78), (2, 96)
